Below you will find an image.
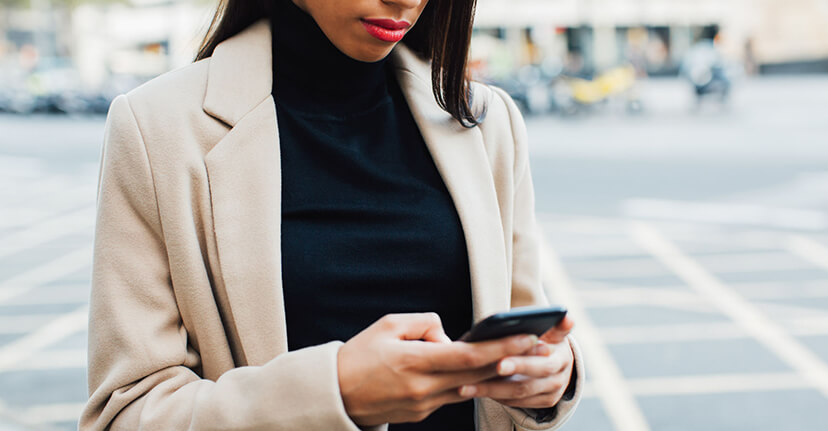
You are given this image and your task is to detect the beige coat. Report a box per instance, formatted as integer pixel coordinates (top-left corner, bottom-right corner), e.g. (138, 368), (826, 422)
(81, 18), (584, 431)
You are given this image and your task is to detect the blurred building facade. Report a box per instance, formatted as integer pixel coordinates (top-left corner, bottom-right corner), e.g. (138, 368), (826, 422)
(473, 0), (828, 77)
(0, 0), (827, 106)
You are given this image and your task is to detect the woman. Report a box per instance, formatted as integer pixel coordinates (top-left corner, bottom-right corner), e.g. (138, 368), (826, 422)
(81, 0), (584, 429)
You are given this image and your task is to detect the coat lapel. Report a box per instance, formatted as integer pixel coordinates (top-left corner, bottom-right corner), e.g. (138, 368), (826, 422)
(391, 46), (510, 323)
(203, 20), (286, 365)
(201, 19), (510, 366)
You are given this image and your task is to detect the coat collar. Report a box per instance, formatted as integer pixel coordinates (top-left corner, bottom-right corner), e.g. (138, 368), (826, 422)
(202, 18), (509, 365)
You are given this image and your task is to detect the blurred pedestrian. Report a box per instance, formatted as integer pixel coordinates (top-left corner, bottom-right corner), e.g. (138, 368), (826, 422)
(680, 36), (732, 105)
(80, 0), (583, 430)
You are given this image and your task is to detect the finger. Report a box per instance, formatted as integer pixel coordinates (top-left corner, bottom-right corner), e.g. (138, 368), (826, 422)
(382, 312), (451, 343)
(494, 354), (567, 379)
(539, 316), (574, 344)
(399, 386), (479, 422)
(420, 334), (540, 372)
(491, 391), (566, 409)
(525, 340), (553, 357)
(425, 363), (501, 394)
(461, 374), (554, 400)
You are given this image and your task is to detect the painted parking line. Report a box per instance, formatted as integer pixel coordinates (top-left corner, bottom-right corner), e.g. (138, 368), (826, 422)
(0, 349), (86, 372)
(20, 402), (85, 426)
(540, 239), (651, 431)
(581, 372), (810, 398)
(578, 288), (714, 313)
(787, 235), (828, 272)
(630, 222), (828, 399)
(0, 307), (88, 372)
(0, 245), (93, 305)
(0, 314), (67, 335)
(623, 198), (828, 231)
(0, 206), (95, 261)
(597, 319), (828, 345)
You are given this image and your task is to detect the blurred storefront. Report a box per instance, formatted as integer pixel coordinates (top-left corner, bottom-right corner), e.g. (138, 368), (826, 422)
(1, 0), (827, 114)
(472, 0), (828, 77)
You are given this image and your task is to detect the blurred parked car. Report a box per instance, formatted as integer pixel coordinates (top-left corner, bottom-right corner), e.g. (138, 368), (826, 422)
(0, 57), (144, 115)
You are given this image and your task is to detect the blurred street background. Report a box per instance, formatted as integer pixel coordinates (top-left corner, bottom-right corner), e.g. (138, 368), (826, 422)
(1, 0), (828, 430)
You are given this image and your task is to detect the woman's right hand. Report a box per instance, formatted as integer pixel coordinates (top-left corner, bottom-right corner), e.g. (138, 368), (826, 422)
(337, 313), (540, 426)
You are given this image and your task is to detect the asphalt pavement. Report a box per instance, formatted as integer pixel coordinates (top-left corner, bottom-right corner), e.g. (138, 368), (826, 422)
(0, 76), (827, 430)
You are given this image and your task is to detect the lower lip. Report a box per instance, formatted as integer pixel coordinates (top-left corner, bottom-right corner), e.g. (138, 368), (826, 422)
(361, 20), (406, 43)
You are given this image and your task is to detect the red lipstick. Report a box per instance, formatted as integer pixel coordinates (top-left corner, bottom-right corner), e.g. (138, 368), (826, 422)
(361, 18), (411, 43)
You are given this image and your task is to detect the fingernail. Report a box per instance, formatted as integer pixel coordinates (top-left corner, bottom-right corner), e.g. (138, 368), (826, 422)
(460, 385), (477, 397)
(498, 359), (516, 376)
(537, 344), (552, 356)
(524, 335), (539, 348)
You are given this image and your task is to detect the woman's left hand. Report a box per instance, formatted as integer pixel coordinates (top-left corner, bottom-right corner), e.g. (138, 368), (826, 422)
(457, 316), (575, 409)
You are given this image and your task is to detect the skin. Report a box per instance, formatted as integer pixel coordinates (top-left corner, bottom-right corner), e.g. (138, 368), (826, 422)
(291, 0), (430, 62)
(337, 313), (575, 425)
(289, 0), (577, 424)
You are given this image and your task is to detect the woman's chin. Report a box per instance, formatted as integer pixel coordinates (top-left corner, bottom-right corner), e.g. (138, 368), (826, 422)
(339, 42), (396, 63)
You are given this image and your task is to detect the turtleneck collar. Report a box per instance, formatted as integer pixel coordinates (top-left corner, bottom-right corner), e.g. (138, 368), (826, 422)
(270, 0), (391, 112)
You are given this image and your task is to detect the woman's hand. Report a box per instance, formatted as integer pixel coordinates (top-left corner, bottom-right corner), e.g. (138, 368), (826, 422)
(457, 316), (575, 409)
(337, 313), (539, 426)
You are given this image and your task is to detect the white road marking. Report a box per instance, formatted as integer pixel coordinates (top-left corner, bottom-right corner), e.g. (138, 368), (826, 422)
(582, 373), (811, 398)
(598, 319), (828, 345)
(0, 156), (48, 180)
(787, 317), (828, 335)
(540, 240), (651, 431)
(0, 349), (86, 372)
(2, 187), (95, 229)
(721, 171), (828, 209)
(631, 222), (828, 399)
(0, 314), (66, 335)
(754, 302), (828, 320)
(20, 403), (86, 425)
(0, 206), (95, 260)
(730, 281), (828, 300)
(566, 251), (813, 280)
(624, 198), (828, 231)
(2, 173), (94, 206)
(787, 235), (828, 272)
(0, 307), (88, 372)
(578, 288), (715, 313)
(599, 322), (748, 344)
(0, 245), (93, 304)
(1, 283), (90, 307)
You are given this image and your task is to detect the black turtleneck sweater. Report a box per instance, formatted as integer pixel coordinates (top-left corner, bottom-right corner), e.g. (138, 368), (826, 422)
(271, 1), (474, 429)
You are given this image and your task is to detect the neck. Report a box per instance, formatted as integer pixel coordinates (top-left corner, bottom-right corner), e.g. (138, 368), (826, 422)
(270, 0), (390, 110)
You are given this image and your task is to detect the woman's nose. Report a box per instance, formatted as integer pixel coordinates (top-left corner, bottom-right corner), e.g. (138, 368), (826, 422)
(381, 0), (426, 11)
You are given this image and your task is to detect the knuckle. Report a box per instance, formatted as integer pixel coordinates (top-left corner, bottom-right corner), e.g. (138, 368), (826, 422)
(460, 351), (483, 368)
(514, 381), (533, 399)
(396, 350), (421, 370)
(379, 314), (398, 328)
(543, 361), (559, 377)
(510, 336), (530, 352)
(425, 312), (441, 324)
(411, 410), (431, 423)
(549, 379), (564, 394)
(406, 381), (432, 401)
(543, 393), (560, 406)
(410, 401), (431, 414)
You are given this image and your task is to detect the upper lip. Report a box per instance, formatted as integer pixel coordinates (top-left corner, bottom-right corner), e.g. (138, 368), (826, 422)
(361, 18), (411, 30)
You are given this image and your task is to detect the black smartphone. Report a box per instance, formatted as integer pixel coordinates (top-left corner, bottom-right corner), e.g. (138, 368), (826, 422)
(458, 306), (568, 342)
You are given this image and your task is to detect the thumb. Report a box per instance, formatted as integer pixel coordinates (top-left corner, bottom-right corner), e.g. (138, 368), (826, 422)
(395, 312), (452, 343)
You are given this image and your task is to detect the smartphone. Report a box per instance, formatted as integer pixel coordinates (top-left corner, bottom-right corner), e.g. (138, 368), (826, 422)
(458, 305), (568, 342)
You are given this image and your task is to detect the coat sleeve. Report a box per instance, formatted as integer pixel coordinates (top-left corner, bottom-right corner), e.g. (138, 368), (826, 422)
(489, 87), (585, 431)
(80, 94), (373, 431)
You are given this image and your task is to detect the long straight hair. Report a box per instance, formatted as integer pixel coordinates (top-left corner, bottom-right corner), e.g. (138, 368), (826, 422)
(196, 0), (482, 127)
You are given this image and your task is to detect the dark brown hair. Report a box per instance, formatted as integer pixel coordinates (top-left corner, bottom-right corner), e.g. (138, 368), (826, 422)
(196, 0), (482, 127)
